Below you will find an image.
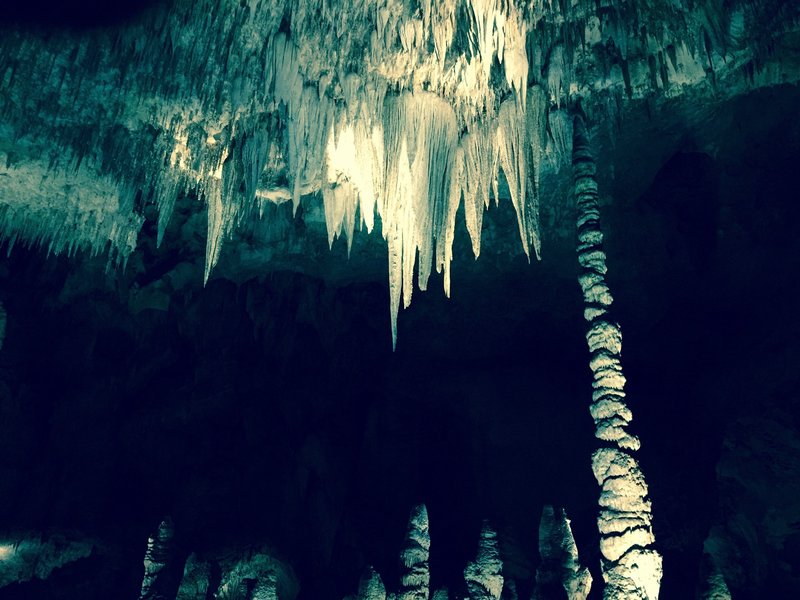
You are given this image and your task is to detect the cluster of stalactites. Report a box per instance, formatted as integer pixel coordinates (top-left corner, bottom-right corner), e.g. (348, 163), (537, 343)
(348, 503), (590, 600)
(253, 28), (559, 347)
(181, 1), (571, 347)
(1, 0), (791, 277)
(572, 115), (662, 599)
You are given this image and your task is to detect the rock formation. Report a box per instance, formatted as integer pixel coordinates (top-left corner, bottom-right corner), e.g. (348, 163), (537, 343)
(463, 521), (504, 600)
(533, 505), (591, 600)
(572, 115), (663, 598)
(0, 532), (93, 588)
(1, 0), (797, 344)
(140, 518), (181, 600)
(398, 504), (430, 600)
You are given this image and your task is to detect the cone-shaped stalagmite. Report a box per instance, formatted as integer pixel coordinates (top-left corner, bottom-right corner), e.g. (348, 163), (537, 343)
(533, 505), (591, 600)
(358, 566), (387, 600)
(139, 518), (181, 600)
(464, 521), (504, 599)
(572, 115), (663, 599)
(399, 504), (431, 600)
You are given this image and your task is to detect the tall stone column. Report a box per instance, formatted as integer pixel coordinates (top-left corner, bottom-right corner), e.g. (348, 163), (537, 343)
(572, 114), (663, 599)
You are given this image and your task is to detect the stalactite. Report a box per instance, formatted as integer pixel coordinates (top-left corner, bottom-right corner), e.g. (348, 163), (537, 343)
(1, 0), (793, 348)
(533, 505), (592, 600)
(139, 518), (179, 600)
(398, 504), (430, 600)
(464, 521), (504, 600)
(572, 114), (663, 599)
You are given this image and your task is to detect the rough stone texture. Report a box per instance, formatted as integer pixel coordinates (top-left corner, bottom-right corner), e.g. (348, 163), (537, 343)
(355, 566), (387, 600)
(0, 532), (94, 588)
(573, 115), (662, 598)
(533, 506), (591, 600)
(174, 553), (210, 600)
(398, 504), (430, 600)
(140, 518), (179, 600)
(0, 0), (798, 344)
(463, 521), (503, 600)
(213, 550), (299, 600)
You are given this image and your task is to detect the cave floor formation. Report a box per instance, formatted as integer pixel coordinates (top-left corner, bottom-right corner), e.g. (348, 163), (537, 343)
(1, 0), (800, 598)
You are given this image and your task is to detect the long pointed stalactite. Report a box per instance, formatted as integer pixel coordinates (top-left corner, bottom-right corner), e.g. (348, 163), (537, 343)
(572, 115), (663, 599)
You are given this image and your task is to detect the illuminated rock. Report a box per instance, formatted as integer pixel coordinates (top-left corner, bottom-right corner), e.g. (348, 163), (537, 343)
(463, 521), (503, 600)
(140, 518), (180, 600)
(399, 504), (430, 600)
(1, 0), (795, 345)
(573, 115), (662, 599)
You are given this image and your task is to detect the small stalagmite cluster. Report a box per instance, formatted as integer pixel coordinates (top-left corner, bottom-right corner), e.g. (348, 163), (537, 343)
(344, 503), (590, 600)
(572, 115), (662, 599)
(137, 519), (299, 600)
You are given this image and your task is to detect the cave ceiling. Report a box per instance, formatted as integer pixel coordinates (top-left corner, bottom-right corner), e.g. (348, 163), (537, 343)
(1, 0), (798, 343)
(1, 2), (800, 598)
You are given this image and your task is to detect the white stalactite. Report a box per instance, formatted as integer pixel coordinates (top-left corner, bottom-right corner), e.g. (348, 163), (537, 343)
(2, 0), (792, 346)
(572, 115), (663, 599)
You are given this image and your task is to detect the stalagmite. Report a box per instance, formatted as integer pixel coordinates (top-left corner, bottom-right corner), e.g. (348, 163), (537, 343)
(140, 518), (180, 600)
(701, 559), (732, 600)
(463, 521), (504, 600)
(175, 554), (210, 600)
(533, 505), (592, 600)
(358, 566), (387, 600)
(572, 115), (663, 599)
(398, 504), (430, 600)
(214, 550), (298, 600)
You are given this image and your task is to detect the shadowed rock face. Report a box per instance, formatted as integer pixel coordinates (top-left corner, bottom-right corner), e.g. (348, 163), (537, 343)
(0, 1), (799, 599)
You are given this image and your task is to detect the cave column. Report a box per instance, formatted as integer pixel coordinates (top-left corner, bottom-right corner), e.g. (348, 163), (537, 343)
(572, 114), (663, 599)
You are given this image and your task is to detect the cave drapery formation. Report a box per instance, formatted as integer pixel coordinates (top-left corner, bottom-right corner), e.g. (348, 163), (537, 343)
(1, 0), (799, 598)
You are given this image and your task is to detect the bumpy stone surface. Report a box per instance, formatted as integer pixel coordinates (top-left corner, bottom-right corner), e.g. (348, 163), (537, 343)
(358, 566), (387, 600)
(533, 505), (592, 600)
(1, 0), (797, 344)
(140, 518), (179, 600)
(398, 504), (430, 600)
(573, 115), (662, 598)
(0, 532), (94, 588)
(463, 521), (504, 600)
